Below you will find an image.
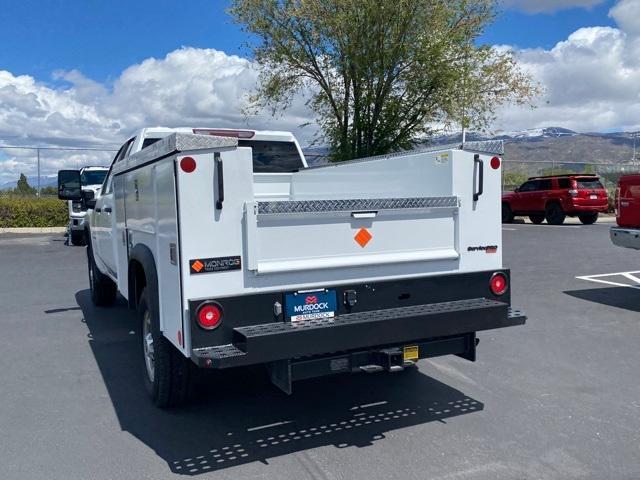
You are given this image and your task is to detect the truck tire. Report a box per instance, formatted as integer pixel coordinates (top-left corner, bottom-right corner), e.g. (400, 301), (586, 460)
(87, 246), (117, 307)
(70, 230), (86, 246)
(578, 213), (598, 225)
(545, 203), (565, 225)
(502, 203), (514, 223)
(139, 288), (194, 407)
(529, 214), (545, 224)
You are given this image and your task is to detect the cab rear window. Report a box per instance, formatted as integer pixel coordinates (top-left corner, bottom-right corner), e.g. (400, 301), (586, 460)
(238, 140), (304, 173)
(576, 178), (604, 189)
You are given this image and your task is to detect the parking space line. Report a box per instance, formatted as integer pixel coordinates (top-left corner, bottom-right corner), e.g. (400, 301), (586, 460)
(576, 270), (640, 289)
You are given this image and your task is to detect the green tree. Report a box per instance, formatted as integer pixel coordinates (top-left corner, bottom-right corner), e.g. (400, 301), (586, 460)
(502, 171), (527, 190)
(230, 0), (538, 161)
(14, 173), (36, 196)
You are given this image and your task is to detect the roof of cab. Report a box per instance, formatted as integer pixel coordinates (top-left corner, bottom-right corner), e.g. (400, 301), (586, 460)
(140, 127), (297, 143)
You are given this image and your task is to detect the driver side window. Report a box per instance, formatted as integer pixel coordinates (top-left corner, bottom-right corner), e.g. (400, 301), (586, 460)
(519, 181), (538, 192)
(102, 138), (134, 195)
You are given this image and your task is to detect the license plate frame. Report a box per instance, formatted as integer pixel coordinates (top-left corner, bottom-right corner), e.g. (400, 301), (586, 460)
(590, 194), (598, 200)
(285, 289), (338, 322)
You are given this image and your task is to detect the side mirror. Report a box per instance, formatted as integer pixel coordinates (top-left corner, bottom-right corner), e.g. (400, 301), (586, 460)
(514, 187), (519, 193)
(83, 190), (97, 210)
(58, 170), (82, 200)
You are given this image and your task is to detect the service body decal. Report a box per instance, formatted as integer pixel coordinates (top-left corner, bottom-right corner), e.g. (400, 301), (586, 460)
(190, 256), (241, 274)
(467, 245), (498, 254)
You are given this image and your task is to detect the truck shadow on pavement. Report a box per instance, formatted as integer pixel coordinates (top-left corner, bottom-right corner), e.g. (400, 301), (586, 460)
(76, 289), (484, 476)
(564, 287), (640, 313)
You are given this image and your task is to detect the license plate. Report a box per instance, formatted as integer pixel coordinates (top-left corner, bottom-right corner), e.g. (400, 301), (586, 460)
(590, 194), (598, 199)
(285, 289), (337, 322)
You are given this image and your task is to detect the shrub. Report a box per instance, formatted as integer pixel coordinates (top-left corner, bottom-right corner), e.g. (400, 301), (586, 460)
(0, 196), (68, 228)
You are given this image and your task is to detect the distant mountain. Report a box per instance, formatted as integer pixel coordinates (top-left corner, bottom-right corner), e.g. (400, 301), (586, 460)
(429, 127), (640, 167)
(0, 175), (57, 191)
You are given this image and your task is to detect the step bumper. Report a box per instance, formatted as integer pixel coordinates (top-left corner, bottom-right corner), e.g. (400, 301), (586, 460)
(192, 298), (526, 368)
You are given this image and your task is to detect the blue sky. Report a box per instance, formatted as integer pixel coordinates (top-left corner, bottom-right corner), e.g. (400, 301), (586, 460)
(0, 0), (618, 84)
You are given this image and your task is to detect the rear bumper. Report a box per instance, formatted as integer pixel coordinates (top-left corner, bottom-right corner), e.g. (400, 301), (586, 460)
(568, 203), (608, 213)
(192, 298), (526, 369)
(611, 226), (640, 250)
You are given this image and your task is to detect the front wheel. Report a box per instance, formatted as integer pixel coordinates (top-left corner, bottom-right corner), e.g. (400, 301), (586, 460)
(139, 288), (194, 407)
(578, 213), (598, 225)
(87, 246), (116, 307)
(70, 230), (86, 246)
(545, 203), (566, 225)
(502, 203), (514, 223)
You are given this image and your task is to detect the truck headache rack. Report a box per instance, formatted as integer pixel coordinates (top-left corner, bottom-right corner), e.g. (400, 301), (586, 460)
(192, 299), (526, 369)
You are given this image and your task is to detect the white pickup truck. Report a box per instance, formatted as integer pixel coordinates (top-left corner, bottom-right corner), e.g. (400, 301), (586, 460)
(67, 166), (108, 246)
(58, 127), (525, 407)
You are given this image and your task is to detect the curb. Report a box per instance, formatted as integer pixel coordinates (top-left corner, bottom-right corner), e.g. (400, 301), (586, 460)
(0, 227), (66, 234)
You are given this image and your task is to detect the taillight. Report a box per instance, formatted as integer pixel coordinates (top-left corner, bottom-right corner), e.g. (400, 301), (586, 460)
(180, 156), (196, 173)
(193, 128), (255, 139)
(490, 157), (501, 170)
(196, 302), (223, 330)
(490, 272), (508, 296)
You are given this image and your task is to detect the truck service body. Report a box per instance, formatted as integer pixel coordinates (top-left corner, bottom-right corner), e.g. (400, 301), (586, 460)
(58, 128), (525, 406)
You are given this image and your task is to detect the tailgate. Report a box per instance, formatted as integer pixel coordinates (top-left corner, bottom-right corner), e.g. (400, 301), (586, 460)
(245, 196), (459, 274)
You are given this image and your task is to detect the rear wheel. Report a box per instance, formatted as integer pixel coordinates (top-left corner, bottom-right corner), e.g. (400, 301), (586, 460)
(70, 230), (85, 246)
(502, 203), (514, 223)
(139, 288), (194, 407)
(87, 245), (116, 307)
(545, 203), (566, 225)
(578, 213), (598, 225)
(529, 214), (545, 224)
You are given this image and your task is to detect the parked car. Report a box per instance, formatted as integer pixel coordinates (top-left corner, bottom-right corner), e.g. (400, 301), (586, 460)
(502, 174), (608, 225)
(67, 166), (108, 245)
(610, 174), (640, 249)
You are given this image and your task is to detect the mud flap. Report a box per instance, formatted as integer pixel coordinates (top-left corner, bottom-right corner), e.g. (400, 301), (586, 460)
(267, 359), (292, 395)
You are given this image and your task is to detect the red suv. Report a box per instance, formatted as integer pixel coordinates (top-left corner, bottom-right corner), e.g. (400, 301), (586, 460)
(502, 174), (608, 225)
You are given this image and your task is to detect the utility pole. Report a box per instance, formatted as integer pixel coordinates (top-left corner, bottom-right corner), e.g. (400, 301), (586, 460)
(37, 148), (41, 197)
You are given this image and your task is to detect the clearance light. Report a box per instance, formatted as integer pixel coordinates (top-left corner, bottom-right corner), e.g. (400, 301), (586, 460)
(196, 302), (223, 330)
(193, 129), (255, 139)
(490, 157), (501, 170)
(180, 157), (196, 173)
(490, 272), (508, 296)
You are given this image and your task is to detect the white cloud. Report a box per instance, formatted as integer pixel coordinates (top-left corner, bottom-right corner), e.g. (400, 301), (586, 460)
(609, 0), (640, 36)
(0, 47), (316, 185)
(492, 0), (640, 134)
(501, 0), (606, 13)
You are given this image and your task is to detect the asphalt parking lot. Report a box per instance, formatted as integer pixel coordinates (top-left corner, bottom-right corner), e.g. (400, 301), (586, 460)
(1, 221), (639, 480)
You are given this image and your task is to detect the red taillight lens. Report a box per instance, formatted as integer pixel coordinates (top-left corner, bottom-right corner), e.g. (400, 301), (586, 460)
(490, 157), (501, 170)
(196, 302), (223, 330)
(180, 156), (196, 173)
(490, 273), (508, 296)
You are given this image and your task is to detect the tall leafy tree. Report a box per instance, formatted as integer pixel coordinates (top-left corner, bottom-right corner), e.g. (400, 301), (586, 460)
(230, 0), (538, 160)
(15, 173), (36, 196)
